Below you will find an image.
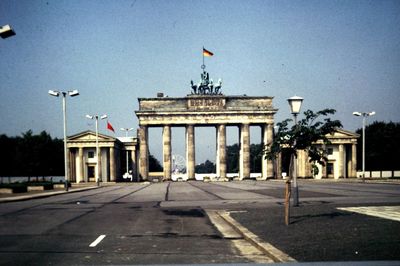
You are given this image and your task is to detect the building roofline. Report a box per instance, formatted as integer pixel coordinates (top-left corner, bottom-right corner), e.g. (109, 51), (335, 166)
(137, 95), (274, 101)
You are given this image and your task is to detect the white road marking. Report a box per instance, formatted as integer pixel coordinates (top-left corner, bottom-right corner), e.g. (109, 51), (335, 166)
(206, 210), (295, 263)
(89, 234), (106, 247)
(221, 211), (296, 263)
(338, 206), (400, 222)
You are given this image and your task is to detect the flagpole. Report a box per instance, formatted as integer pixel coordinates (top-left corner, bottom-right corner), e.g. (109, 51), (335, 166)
(202, 46), (205, 70)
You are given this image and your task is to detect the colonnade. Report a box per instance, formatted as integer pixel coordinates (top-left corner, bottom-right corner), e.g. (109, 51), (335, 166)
(69, 146), (136, 183)
(337, 143), (357, 178)
(297, 143), (358, 179)
(323, 143), (357, 179)
(138, 123), (274, 180)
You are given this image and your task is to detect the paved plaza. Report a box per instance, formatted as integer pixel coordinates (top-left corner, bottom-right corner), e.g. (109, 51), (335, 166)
(337, 206), (400, 222)
(0, 180), (399, 265)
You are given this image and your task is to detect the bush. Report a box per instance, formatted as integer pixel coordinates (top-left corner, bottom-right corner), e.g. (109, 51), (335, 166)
(0, 183), (27, 193)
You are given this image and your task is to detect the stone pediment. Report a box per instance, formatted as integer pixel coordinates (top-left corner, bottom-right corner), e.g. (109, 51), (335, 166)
(68, 130), (116, 142)
(327, 129), (360, 139)
(311, 128), (359, 145)
(313, 128), (359, 145)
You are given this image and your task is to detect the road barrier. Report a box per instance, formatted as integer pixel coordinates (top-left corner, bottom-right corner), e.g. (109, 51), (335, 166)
(356, 170), (400, 178)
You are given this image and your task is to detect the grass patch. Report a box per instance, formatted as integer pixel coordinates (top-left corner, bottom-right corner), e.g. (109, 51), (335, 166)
(0, 181), (57, 193)
(0, 183), (28, 193)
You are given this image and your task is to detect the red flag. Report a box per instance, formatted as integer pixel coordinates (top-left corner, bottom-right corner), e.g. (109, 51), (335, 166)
(203, 47), (213, 57)
(107, 121), (115, 133)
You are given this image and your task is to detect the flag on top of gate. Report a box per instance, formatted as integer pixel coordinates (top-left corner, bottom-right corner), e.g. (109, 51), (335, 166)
(107, 121), (115, 133)
(203, 47), (214, 57)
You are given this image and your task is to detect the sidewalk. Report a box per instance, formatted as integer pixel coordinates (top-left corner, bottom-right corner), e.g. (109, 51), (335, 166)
(0, 184), (100, 203)
(268, 178), (400, 184)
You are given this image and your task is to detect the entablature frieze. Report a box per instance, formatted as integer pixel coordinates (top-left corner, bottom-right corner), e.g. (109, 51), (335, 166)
(313, 138), (358, 145)
(136, 111), (276, 126)
(67, 141), (122, 149)
(138, 113), (274, 126)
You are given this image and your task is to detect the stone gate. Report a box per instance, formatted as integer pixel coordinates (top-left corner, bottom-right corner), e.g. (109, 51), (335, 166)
(135, 93), (277, 180)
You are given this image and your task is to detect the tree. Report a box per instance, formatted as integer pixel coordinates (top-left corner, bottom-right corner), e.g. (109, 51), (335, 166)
(265, 108), (342, 215)
(149, 154), (163, 172)
(250, 144), (263, 173)
(195, 160), (216, 173)
(356, 121), (400, 171)
(0, 134), (17, 176)
(0, 130), (64, 177)
(225, 143), (264, 174)
(226, 143), (239, 173)
(265, 109), (342, 174)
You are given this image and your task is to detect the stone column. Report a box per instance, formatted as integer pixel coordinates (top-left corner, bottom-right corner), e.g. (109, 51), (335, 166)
(239, 124), (250, 180)
(131, 149), (137, 180)
(67, 149), (73, 183)
(116, 148), (121, 181)
(216, 124), (227, 179)
(262, 124), (274, 180)
(110, 147), (116, 182)
(78, 147), (84, 183)
(338, 144), (344, 179)
(322, 164), (327, 179)
(186, 124), (195, 180)
(352, 144), (357, 178)
(139, 125), (149, 180)
(98, 147), (102, 182)
(163, 125), (172, 180)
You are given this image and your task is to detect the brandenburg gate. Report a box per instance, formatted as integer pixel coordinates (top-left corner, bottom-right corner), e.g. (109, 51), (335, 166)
(135, 69), (277, 181)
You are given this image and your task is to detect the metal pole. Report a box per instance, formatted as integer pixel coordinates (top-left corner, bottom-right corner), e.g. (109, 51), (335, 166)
(362, 115), (366, 183)
(95, 116), (100, 186)
(125, 130), (129, 177)
(62, 93), (69, 191)
(292, 114), (299, 206)
(202, 46), (205, 69)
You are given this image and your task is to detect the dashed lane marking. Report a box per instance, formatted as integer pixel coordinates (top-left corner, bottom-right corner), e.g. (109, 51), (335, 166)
(89, 234), (106, 247)
(337, 206), (400, 222)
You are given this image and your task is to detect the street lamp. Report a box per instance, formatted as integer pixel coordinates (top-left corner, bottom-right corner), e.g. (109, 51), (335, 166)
(48, 89), (80, 191)
(120, 127), (134, 179)
(0, 24), (16, 39)
(287, 95), (303, 207)
(353, 111), (375, 182)
(86, 114), (108, 186)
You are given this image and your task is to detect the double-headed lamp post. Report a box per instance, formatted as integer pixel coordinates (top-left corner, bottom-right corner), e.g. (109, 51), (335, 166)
(287, 96), (303, 207)
(0, 24), (16, 39)
(86, 114), (108, 186)
(353, 111), (375, 182)
(120, 128), (134, 176)
(48, 90), (80, 191)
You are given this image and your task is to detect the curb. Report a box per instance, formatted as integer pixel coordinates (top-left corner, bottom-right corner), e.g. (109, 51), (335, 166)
(0, 186), (100, 203)
(218, 211), (296, 263)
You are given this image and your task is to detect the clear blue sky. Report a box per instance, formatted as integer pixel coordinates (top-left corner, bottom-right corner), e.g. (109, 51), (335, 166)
(1, 0), (399, 162)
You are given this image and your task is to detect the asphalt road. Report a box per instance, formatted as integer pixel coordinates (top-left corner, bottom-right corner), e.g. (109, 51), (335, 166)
(0, 180), (399, 265)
